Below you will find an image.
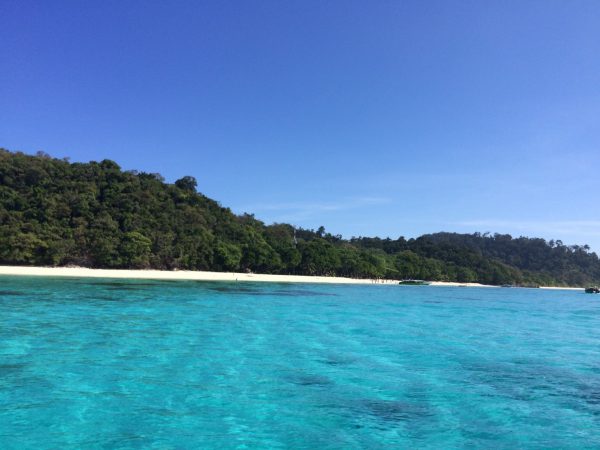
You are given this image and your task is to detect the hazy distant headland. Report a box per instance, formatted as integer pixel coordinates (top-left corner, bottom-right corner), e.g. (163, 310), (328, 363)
(1, 149), (598, 287)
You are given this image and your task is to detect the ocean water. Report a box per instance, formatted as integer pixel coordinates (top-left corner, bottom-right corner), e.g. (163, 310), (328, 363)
(1, 277), (599, 449)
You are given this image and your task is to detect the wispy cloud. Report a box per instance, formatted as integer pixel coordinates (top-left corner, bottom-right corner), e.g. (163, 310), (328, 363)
(237, 197), (391, 223)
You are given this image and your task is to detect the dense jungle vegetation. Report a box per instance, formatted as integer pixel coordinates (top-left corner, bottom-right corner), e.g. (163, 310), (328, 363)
(1, 149), (599, 286)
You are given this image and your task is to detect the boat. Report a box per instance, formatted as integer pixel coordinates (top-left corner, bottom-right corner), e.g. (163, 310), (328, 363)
(585, 286), (600, 294)
(398, 280), (430, 286)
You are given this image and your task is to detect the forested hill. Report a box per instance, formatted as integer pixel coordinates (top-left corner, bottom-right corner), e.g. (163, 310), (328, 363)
(1, 149), (599, 287)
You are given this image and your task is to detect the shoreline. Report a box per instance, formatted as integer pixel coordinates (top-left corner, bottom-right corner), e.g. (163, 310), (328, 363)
(538, 286), (584, 291)
(0, 265), (399, 285)
(0, 266), (583, 290)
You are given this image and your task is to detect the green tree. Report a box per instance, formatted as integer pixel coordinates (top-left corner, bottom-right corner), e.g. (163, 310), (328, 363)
(120, 231), (152, 268)
(214, 241), (242, 271)
(175, 176), (198, 192)
(299, 239), (341, 276)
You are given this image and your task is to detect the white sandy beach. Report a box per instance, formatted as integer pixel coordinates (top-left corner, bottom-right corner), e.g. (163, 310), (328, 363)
(0, 266), (584, 290)
(429, 281), (495, 288)
(0, 265), (400, 285)
(538, 286), (584, 291)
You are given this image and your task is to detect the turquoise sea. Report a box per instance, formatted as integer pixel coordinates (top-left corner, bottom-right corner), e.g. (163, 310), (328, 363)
(1, 276), (599, 449)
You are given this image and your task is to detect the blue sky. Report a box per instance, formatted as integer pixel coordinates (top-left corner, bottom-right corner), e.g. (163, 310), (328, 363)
(2, 1), (600, 249)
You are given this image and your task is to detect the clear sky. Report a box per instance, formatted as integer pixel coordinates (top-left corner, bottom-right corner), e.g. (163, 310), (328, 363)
(2, 1), (600, 249)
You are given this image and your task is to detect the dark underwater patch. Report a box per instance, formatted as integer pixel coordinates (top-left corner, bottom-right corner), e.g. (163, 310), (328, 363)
(80, 294), (127, 301)
(570, 309), (599, 318)
(290, 374), (333, 387)
(0, 362), (28, 373)
(209, 286), (262, 294)
(105, 285), (155, 291)
(80, 282), (158, 288)
(272, 289), (337, 297)
(319, 354), (357, 366)
(104, 286), (136, 291)
(0, 290), (26, 296)
(208, 285), (336, 297)
(462, 357), (600, 414)
(321, 359), (350, 366)
(580, 387), (600, 406)
(359, 399), (433, 423)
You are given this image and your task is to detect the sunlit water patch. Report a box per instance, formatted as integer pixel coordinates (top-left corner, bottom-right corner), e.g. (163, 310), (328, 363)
(1, 277), (599, 448)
